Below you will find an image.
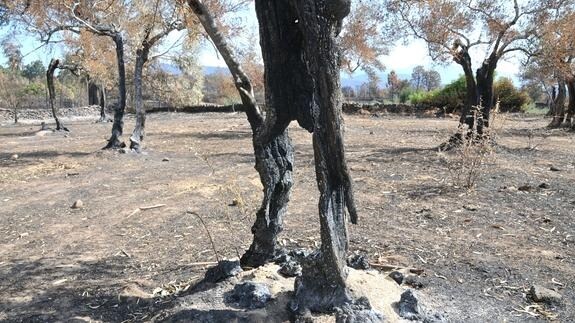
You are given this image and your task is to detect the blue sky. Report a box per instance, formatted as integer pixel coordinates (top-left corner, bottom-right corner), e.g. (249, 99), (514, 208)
(1, 19), (522, 87)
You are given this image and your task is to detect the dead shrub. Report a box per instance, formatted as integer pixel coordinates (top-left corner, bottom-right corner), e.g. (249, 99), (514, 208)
(439, 103), (501, 190)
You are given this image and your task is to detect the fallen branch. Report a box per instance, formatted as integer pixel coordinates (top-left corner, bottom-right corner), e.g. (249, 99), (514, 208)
(187, 261), (219, 267)
(126, 204), (167, 218)
(369, 263), (424, 275)
(139, 204), (166, 210)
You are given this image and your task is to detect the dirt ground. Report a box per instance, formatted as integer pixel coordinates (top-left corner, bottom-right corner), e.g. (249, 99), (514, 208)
(0, 112), (573, 322)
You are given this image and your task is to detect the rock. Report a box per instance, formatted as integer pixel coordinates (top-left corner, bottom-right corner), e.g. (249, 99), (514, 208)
(71, 200), (84, 209)
(369, 131), (374, 135)
(404, 275), (426, 289)
(279, 260), (302, 277)
(388, 271), (404, 285)
(224, 282), (271, 309)
(119, 148), (128, 154)
(335, 297), (385, 323)
(162, 157), (170, 162)
(518, 185), (533, 192)
(397, 290), (421, 320)
(463, 205), (479, 211)
(529, 285), (562, 304)
(347, 254), (370, 270)
(10, 154), (18, 160)
(230, 198), (242, 206)
(549, 166), (561, 172)
(203, 260), (242, 284)
(538, 183), (551, 189)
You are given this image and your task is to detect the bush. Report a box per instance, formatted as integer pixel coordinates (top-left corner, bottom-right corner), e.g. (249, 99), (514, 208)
(494, 77), (531, 112)
(408, 76), (530, 113)
(399, 87), (415, 103)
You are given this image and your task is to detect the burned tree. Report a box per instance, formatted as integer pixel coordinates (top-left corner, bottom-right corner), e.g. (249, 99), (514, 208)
(253, 0), (370, 315)
(69, 1), (128, 149)
(189, 2), (365, 313)
(88, 80), (107, 122)
(187, 0), (295, 268)
(549, 79), (567, 128)
(129, 1), (186, 152)
(389, 0), (540, 140)
(46, 58), (79, 132)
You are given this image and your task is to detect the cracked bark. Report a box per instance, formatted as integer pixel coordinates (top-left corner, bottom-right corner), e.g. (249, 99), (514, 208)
(188, 0), (294, 268)
(293, 0), (358, 312)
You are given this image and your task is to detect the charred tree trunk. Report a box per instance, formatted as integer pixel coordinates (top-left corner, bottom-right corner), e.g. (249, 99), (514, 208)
(46, 59), (69, 132)
(99, 86), (107, 122)
(549, 79), (566, 128)
(104, 34), (127, 149)
(454, 48), (479, 128)
(475, 55), (497, 134)
(129, 47), (149, 152)
(89, 81), (108, 122)
(565, 77), (575, 128)
(189, 0), (295, 268)
(88, 81), (100, 105)
(288, 0), (359, 313)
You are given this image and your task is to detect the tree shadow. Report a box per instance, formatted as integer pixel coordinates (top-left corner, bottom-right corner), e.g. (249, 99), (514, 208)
(0, 151), (93, 169)
(148, 131), (252, 141)
(0, 255), (168, 322)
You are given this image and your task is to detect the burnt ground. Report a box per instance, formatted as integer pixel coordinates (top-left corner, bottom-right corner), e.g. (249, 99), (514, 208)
(0, 112), (573, 322)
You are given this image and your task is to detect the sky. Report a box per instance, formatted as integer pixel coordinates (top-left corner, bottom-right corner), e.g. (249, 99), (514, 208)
(0, 9), (523, 87)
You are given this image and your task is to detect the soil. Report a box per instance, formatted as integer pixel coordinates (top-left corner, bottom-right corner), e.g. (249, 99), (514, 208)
(0, 112), (573, 322)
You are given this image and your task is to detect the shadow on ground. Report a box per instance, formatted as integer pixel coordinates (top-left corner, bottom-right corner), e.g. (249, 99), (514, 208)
(0, 255), (172, 322)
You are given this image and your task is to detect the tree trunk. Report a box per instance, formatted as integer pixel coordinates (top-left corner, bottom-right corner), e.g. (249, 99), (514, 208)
(287, 0), (359, 313)
(475, 56), (497, 135)
(46, 59), (68, 132)
(104, 34), (127, 149)
(99, 86), (107, 122)
(188, 0), (295, 268)
(88, 81), (99, 105)
(454, 47), (479, 128)
(90, 81), (108, 122)
(565, 77), (575, 128)
(549, 79), (566, 128)
(129, 47), (149, 152)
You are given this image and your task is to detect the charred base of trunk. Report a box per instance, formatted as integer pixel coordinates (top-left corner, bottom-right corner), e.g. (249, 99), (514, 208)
(129, 139), (142, 153)
(103, 134), (125, 150)
(55, 124), (70, 132)
(292, 251), (350, 314)
(547, 116), (565, 129)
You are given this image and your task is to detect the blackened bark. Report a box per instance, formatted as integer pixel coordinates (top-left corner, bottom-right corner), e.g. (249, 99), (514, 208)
(565, 78), (575, 128)
(46, 59), (69, 132)
(241, 127), (294, 268)
(104, 34), (127, 149)
(253, 0), (315, 136)
(549, 79), (566, 128)
(475, 55), (497, 134)
(454, 47), (479, 128)
(129, 47), (149, 152)
(89, 81), (108, 122)
(287, 0), (359, 313)
(99, 86), (107, 122)
(88, 81), (99, 105)
(188, 0), (295, 268)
